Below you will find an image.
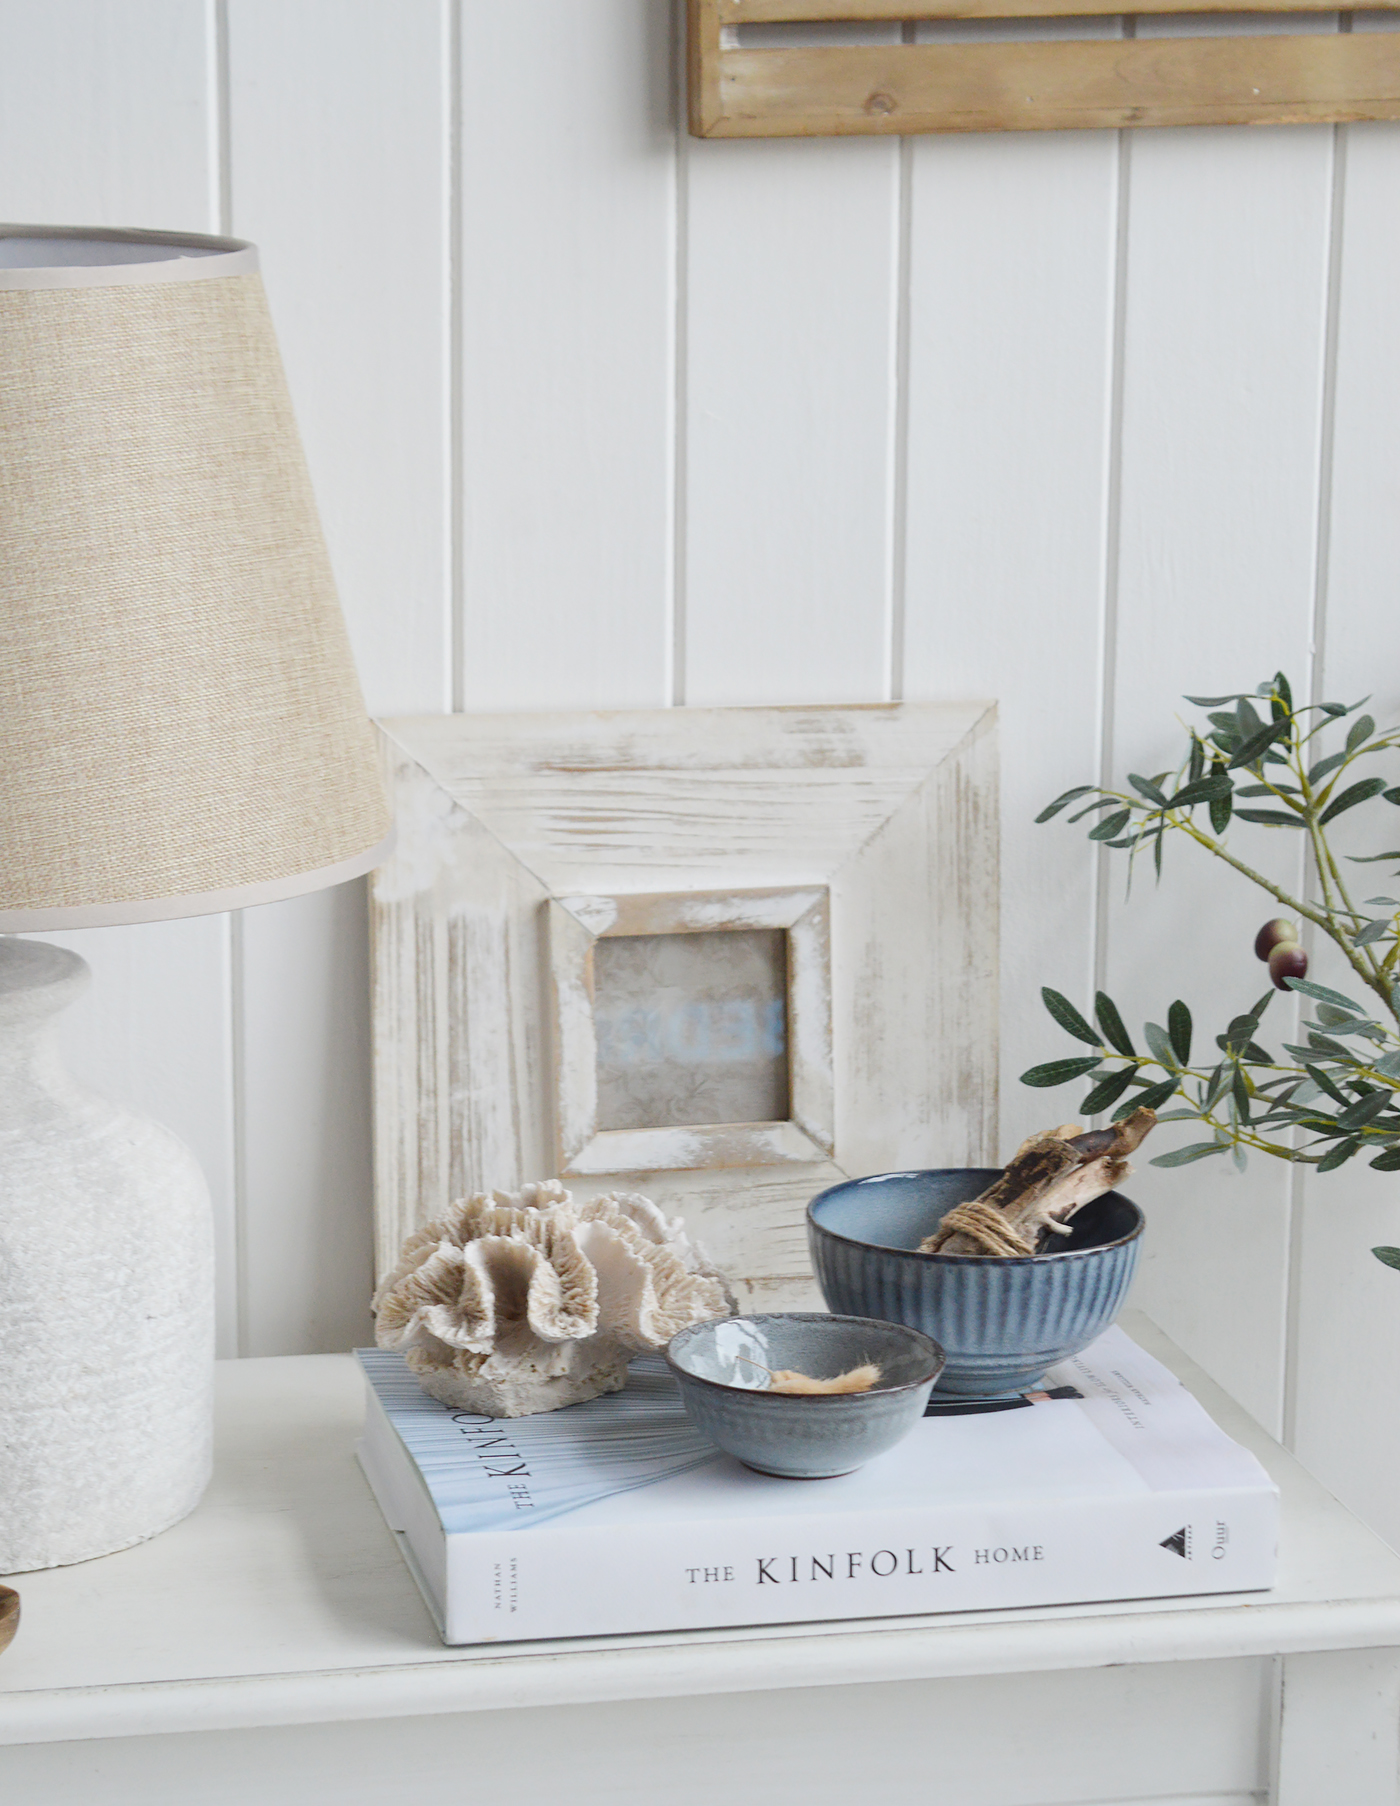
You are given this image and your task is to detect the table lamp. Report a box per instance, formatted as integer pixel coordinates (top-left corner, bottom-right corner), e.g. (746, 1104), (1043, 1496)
(0, 226), (393, 1572)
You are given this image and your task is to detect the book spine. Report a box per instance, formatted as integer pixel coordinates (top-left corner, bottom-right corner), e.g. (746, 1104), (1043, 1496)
(443, 1486), (1278, 1643)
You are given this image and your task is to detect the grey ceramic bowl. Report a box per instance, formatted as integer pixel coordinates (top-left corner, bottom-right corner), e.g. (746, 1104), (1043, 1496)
(808, 1170), (1144, 1398)
(665, 1312), (945, 1478)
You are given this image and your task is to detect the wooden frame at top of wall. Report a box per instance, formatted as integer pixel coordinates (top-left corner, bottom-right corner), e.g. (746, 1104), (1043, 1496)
(688, 0), (1400, 136)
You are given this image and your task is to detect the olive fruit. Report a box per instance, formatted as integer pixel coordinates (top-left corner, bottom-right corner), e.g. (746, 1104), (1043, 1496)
(1268, 941), (1308, 990)
(1255, 917), (1298, 962)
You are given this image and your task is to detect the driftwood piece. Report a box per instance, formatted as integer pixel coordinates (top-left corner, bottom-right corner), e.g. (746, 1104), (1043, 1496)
(921, 1108), (1157, 1256)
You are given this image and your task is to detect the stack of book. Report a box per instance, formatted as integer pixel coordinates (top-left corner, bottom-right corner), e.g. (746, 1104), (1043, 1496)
(356, 1326), (1277, 1645)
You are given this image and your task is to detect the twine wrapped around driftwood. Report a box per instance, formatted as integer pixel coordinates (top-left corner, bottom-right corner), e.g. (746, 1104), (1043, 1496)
(929, 1198), (1039, 1258)
(922, 1107), (1158, 1258)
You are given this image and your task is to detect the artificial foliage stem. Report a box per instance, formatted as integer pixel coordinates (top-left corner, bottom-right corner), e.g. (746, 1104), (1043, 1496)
(1024, 676), (1400, 1188)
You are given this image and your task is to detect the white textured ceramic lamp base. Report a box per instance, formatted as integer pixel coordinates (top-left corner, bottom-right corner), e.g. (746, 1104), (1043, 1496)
(0, 940), (214, 1573)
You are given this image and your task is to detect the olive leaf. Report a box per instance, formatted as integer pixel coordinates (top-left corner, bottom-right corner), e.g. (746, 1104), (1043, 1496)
(1234, 808), (1305, 827)
(1041, 988), (1100, 1046)
(1347, 714), (1377, 753)
(1151, 1141), (1230, 1167)
(1285, 977), (1366, 1013)
(1168, 774), (1232, 809)
(1035, 786), (1096, 823)
(1021, 1056), (1102, 1088)
(1124, 1076), (1179, 1115)
(1081, 1065), (1140, 1115)
(1095, 992), (1135, 1057)
(1227, 718), (1290, 770)
(1309, 751), (1348, 784)
(1145, 1021), (1178, 1069)
(1320, 778), (1388, 825)
(1168, 999), (1192, 1065)
(1129, 773), (1169, 806)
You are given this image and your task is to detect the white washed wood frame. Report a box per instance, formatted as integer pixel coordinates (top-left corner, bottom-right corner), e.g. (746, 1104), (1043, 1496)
(371, 703), (998, 1310)
(549, 884), (833, 1175)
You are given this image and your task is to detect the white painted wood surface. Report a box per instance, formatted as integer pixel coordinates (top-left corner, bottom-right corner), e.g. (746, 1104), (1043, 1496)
(1103, 90), (1334, 1439)
(4, 1312), (1398, 1805)
(0, 1685), (1270, 1806)
(458, 0), (677, 714)
(684, 121), (900, 707)
(5, 4), (1400, 1599)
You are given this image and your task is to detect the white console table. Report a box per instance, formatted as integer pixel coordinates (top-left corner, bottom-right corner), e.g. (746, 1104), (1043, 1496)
(3, 1310), (1399, 1806)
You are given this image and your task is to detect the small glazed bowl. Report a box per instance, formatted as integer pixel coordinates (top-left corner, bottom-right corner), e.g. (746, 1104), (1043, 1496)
(808, 1170), (1144, 1398)
(665, 1312), (945, 1479)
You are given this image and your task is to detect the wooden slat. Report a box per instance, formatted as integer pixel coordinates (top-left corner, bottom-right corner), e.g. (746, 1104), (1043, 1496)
(1104, 90), (1332, 1437)
(228, 0), (450, 718)
(901, 111), (1120, 1162)
(683, 119), (901, 704)
(227, 0), (448, 1358)
(720, 0), (1389, 20)
(701, 35), (1400, 134)
(1293, 33), (1400, 1550)
(461, 1), (677, 713)
(0, 0), (214, 227)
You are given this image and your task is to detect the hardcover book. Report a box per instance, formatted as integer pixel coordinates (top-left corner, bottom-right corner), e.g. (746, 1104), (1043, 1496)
(355, 1326), (1278, 1645)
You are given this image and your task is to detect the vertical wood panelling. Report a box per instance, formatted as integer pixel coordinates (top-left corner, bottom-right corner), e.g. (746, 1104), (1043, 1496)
(457, 0), (677, 713)
(0, 0), (212, 230)
(226, 0), (450, 1352)
(1293, 99), (1400, 1546)
(226, 0), (451, 716)
(901, 96), (1120, 1159)
(1105, 67), (1335, 1433)
(0, 0), (241, 1354)
(683, 28), (899, 707)
(237, 884), (376, 1355)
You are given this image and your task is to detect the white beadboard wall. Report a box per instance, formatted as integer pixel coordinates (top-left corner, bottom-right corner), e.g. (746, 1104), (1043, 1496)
(5, 0), (1400, 1545)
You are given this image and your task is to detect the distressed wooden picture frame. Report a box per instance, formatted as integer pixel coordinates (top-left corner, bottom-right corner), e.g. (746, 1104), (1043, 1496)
(370, 703), (997, 1310)
(689, 0), (1400, 138)
(549, 884), (833, 1176)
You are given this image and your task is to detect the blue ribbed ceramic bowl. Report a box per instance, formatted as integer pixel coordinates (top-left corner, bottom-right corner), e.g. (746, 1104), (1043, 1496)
(808, 1170), (1143, 1397)
(665, 1313), (944, 1478)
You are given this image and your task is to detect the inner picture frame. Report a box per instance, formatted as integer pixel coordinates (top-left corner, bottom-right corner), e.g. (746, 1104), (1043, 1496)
(371, 703), (997, 1311)
(549, 884), (833, 1176)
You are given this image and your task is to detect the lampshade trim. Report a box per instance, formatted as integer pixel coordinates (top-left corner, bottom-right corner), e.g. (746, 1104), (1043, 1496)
(0, 225), (257, 290)
(0, 829), (397, 931)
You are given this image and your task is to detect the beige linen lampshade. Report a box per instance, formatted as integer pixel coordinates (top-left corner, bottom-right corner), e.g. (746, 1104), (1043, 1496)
(0, 226), (391, 1574)
(0, 224), (392, 929)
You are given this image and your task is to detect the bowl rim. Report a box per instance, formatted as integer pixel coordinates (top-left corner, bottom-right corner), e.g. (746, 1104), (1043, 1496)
(806, 1168), (1145, 1265)
(664, 1311), (946, 1402)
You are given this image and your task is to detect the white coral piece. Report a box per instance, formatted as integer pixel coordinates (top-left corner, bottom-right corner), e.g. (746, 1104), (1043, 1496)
(373, 1182), (733, 1417)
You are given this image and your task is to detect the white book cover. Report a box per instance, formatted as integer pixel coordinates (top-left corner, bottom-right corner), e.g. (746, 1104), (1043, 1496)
(355, 1327), (1278, 1645)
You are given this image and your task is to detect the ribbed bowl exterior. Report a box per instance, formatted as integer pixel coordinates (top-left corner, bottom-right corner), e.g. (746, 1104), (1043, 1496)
(808, 1171), (1143, 1397)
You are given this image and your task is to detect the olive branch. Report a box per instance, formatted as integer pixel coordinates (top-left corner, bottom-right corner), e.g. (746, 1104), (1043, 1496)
(1022, 674), (1400, 1266)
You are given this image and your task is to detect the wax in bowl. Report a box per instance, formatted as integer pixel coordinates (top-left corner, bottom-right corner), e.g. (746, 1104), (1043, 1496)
(665, 1312), (944, 1478)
